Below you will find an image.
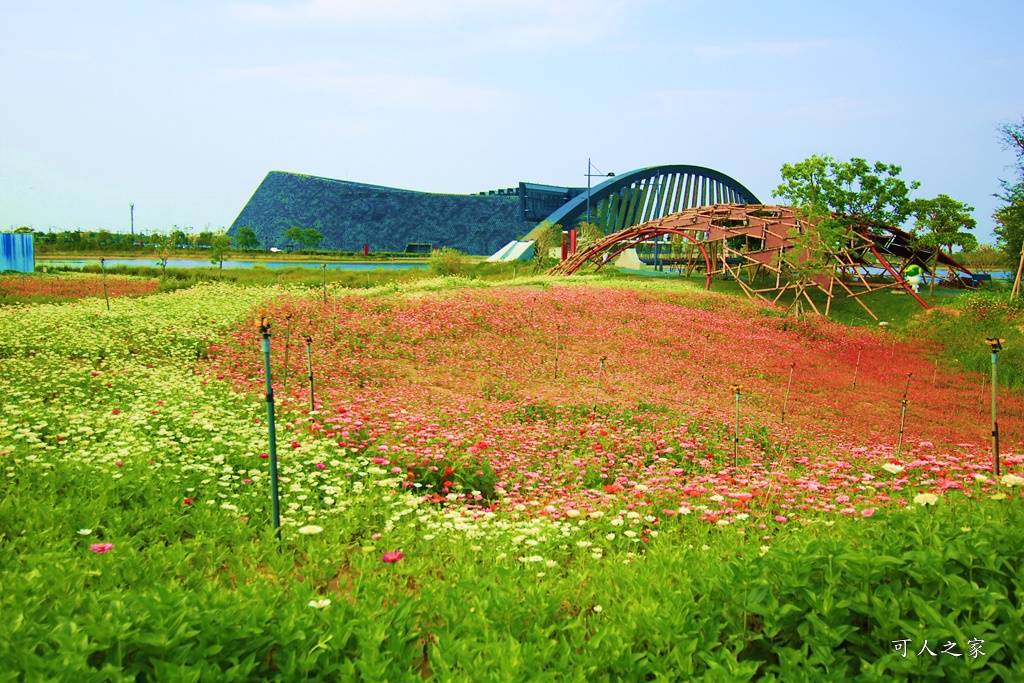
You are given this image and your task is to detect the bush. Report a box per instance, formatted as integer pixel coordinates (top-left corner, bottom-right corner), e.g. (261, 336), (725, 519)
(428, 247), (468, 277)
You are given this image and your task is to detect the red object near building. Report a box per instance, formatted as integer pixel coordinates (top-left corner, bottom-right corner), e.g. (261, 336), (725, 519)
(569, 228), (578, 254)
(561, 235), (568, 261)
(363, 244), (369, 257)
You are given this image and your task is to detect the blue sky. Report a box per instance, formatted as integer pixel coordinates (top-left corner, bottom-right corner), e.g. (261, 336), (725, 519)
(2, 0), (1022, 243)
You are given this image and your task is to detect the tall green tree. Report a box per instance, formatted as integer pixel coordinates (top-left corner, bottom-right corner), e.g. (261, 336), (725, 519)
(772, 155), (920, 313)
(912, 194), (977, 295)
(283, 226), (325, 252)
(234, 226), (260, 250)
(996, 117), (1024, 269)
(209, 232), (231, 270)
(532, 221), (564, 270)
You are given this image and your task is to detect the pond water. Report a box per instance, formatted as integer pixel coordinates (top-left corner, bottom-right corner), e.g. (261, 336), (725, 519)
(39, 258), (427, 271)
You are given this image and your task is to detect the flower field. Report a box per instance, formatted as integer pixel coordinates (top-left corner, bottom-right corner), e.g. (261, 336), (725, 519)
(0, 272), (160, 304)
(2, 276), (1023, 680)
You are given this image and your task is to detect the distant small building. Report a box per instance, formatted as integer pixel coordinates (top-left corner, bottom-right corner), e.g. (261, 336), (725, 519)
(0, 233), (34, 273)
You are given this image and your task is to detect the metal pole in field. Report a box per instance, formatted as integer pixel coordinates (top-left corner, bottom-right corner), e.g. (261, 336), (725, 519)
(282, 313), (293, 391)
(100, 257), (110, 311)
(260, 317), (281, 535)
(321, 264), (327, 303)
(781, 363), (795, 424)
(852, 347), (862, 389)
(591, 355), (607, 422)
(554, 324), (560, 380)
(896, 373), (911, 456)
(304, 334), (315, 412)
(985, 338), (1003, 476)
(731, 384), (741, 466)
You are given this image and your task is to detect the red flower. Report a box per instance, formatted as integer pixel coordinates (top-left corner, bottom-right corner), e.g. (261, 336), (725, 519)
(603, 484), (622, 494)
(444, 467), (455, 476)
(184, 498), (194, 505)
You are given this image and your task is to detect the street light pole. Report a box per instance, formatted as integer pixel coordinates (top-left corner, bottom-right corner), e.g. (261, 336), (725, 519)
(585, 159), (615, 225)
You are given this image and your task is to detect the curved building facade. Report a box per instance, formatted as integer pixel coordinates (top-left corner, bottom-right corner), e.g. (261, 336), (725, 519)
(228, 166), (759, 256)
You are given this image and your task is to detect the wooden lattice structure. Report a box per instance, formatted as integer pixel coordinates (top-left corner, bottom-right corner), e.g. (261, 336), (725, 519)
(547, 204), (974, 319)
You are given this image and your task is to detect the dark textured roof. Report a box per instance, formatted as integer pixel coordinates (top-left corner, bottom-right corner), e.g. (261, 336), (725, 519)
(228, 171), (539, 255)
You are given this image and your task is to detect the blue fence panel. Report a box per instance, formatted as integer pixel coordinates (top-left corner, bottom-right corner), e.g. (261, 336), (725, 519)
(0, 233), (35, 273)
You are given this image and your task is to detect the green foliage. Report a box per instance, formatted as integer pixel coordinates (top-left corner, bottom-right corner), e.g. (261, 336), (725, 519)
(284, 227), (326, 252)
(913, 194), (978, 294)
(427, 247), (468, 277)
(772, 155), (921, 298)
(994, 182), (1024, 264)
(234, 226), (260, 251)
(532, 221), (564, 269)
(575, 221), (605, 248)
(209, 232), (231, 270)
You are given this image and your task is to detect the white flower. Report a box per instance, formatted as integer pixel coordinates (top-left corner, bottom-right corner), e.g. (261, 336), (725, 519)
(677, 507), (691, 515)
(528, 555), (543, 563)
(588, 511), (604, 518)
(1000, 474), (1024, 487)
(759, 545), (770, 556)
(308, 599), (331, 609)
(708, 494), (724, 502)
(545, 560), (557, 568)
(297, 525), (324, 535)
(610, 517), (624, 526)
(624, 530), (637, 538)
(593, 605), (603, 613)
(606, 533), (615, 541)
(565, 509), (580, 518)
(973, 474), (989, 483)
(882, 463), (905, 474)
(77, 529), (92, 536)
(734, 513), (749, 521)
(913, 493), (938, 506)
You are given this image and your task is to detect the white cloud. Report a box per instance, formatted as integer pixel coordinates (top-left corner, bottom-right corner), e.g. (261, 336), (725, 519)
(694, 40), (838, 60)
(213, 64), (507, 111)
(232, 0), (626, 25)
(229, 0), (638, 48)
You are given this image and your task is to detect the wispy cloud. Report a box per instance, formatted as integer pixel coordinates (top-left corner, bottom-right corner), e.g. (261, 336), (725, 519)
(229, 0), (637, 48)
(694, 40), (839, 60)
(213, 64), (507, 111)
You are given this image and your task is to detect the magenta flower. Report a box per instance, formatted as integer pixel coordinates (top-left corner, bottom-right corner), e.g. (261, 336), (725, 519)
(315, 463), (326, 470)
(90, 543), (114, 554)
(382, 551), (404, 564)
(774, 515), (788, 524)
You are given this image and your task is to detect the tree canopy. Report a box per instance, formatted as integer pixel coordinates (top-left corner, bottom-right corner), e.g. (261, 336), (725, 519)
(771, 155), (921, 282)
(995, 117), (1024, 263)
(234, 226), (260, 250)
(284, 226), (325, 252)
(912, 194), (977, 294)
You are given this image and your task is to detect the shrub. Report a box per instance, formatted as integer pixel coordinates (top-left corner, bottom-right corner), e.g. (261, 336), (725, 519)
(428, 247), (468, 277)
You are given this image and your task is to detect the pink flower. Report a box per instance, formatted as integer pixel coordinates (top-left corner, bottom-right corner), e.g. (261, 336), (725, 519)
(774, 515), (788, 523)
(315, 463), (326, 470)
(112, 409), (120, 415)
(258, 453), (269, 459)
(90, 543), (114, 554)
(115, 461), (123, 467)
(370, 457), (389, 465)
(861, 508), (876, 518)
(382, 551), (404, 564)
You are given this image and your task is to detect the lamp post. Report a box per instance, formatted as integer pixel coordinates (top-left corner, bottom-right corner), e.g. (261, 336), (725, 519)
(585, 159), (615, 225)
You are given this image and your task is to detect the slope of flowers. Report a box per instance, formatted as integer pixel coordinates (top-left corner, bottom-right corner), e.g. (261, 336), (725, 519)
(0, 272), (159, 302)
(205, 281), (1024, 544)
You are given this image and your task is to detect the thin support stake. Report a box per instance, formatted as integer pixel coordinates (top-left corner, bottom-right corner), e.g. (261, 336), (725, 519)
(731, 384), (741, 466)
(554, 324), (560, 380)
(101, 257), (110, 311)
(305, 334), (315, 412)
(260, 318), (281, 535)
(896, 373), (911, 456)
(853, 347), (862, 389)
(591, 355), (607, 423)
(321, 264), (328, 303)
(986, 339), (1004, 476)
(782, 362), (795, 424)
(282, 314), (293, 391)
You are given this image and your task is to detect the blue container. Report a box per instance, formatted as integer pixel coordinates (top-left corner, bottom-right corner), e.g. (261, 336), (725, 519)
(0, 234), (35, 273)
